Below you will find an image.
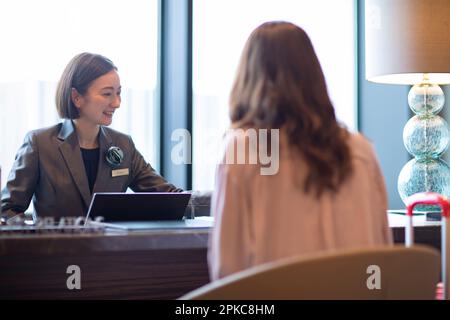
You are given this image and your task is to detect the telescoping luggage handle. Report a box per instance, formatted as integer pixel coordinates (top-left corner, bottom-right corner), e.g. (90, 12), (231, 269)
(405, 192), (450, 300)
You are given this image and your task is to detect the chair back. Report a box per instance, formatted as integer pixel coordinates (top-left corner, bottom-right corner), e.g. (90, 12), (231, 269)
(180, 245), (440, 300)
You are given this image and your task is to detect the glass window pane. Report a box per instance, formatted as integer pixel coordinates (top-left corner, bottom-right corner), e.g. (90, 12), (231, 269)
(0, 0), (159, 190)
(193, 0), (356, 190)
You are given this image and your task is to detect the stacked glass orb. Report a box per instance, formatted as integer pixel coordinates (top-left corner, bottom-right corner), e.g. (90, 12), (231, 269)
(398, 83), (450, 212)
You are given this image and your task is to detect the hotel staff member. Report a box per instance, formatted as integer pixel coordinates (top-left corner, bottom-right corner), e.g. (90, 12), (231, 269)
(1, 52), (182, 224)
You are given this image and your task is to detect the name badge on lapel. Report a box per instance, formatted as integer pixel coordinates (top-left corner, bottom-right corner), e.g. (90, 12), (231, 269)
(112, 168), (129, 178)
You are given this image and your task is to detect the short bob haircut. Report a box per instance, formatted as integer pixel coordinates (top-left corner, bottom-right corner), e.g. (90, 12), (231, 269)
(55, 52), (117, 119)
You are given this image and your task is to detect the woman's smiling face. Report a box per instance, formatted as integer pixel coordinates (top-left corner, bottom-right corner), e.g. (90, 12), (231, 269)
(72, 70), (121, 126)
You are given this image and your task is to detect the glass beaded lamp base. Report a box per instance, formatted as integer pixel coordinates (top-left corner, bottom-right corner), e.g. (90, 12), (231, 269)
(398, 82), (450, 212)
(398, 158), (450, 212)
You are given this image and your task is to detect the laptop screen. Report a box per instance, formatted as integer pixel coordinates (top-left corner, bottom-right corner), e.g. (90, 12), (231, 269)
(85, 192), (191, 222)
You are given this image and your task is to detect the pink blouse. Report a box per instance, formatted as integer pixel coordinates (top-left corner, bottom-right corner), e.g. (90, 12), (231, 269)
(208, 130), (393, 280)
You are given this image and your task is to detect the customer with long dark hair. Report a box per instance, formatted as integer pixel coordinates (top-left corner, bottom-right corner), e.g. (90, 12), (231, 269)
(208, 21), (392, 280)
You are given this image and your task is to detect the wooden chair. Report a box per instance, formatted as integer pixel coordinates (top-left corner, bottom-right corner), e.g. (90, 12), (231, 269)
(180, 245), (440, 300)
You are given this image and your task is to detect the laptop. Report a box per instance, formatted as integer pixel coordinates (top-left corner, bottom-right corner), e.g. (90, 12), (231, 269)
(85, 192), (212, 230)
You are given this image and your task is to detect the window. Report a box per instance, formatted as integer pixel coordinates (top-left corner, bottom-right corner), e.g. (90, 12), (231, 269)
(0, 0), (159, 190)
(192, 0), (356, 190)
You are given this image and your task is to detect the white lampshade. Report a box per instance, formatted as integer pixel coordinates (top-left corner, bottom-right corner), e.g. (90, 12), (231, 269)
(365, 0), (450, 85)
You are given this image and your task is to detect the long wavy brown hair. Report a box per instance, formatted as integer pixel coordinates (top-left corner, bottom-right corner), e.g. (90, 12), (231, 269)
(230, 21), (353, 197)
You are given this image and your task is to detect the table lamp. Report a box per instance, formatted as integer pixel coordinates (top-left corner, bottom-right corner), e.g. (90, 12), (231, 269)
(365, 0), (450, 211)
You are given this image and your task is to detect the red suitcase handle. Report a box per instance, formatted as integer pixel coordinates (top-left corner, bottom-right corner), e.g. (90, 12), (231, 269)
(405, 192), (449, 300)
(406, 192), (450, 218)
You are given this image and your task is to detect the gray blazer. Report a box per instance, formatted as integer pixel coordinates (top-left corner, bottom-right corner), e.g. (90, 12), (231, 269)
(1, 120), (182, 219)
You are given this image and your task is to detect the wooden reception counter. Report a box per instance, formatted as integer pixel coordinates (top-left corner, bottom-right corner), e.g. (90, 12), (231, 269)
(0, 214), (441, 299)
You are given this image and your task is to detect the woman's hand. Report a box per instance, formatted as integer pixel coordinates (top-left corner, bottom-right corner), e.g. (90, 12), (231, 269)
(1, 212), (26, 226)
